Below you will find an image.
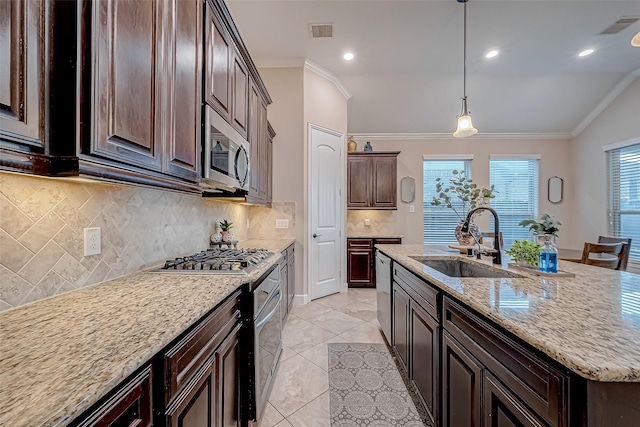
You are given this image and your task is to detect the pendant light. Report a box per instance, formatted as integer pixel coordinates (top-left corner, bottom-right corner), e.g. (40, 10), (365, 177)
(453, 0), (478, 138)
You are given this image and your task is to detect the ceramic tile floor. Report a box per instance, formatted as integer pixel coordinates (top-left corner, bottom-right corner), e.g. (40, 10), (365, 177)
(257, 288), (384, 427)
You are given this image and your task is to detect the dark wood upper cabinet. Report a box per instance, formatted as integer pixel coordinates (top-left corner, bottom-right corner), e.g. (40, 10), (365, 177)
(205, 5), (231, 121)
(266, 122), (275, 207)
(0, 0), (78, 176)
(90, 0), (163, 171)
(247, 79), (261, 200)
(347, 152), (399, 209)
(163, 0), (201, 182)
(231, 51), (249, 138)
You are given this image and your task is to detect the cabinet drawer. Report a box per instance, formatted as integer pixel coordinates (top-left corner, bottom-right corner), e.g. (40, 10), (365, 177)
(393, 263), (439, 320)
(74, 366), (152, 427)
(443, 297), (567, 427)
(164, 288), (243, 403)
(348, 238), (373, 249)
(375, 238), (402, 245)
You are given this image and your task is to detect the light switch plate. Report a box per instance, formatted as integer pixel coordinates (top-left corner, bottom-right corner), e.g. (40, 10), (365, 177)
(84, 227), (101, 256)
(410, 205), (415, 213)
(276, 219), (289, 229)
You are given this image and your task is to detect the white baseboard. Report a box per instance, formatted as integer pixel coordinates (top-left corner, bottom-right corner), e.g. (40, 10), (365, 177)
(341, 283), (348, 292)
(293, 294), (309, 305)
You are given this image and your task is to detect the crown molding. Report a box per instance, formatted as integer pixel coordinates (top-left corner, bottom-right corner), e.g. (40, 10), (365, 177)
(571, 68), (640, 137)
(303, 59), (352, 100)
(349, 132), (572, 141)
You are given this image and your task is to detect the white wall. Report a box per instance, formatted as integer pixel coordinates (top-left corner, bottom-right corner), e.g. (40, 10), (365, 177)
(348, 137), (576, 248)
(260, 66), (348, 300)
(572, 77), (640, 247)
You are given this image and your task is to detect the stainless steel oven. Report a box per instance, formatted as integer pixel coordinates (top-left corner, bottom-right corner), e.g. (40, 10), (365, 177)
(202, 105), (250, 192)
(253, 265), (282, 421)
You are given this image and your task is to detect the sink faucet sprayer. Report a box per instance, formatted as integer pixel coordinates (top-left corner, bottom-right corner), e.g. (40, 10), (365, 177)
(461, 206), (502, 265)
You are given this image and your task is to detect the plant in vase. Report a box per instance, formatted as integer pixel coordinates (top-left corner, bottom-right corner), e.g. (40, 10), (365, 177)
(504, 240), (541, 267)
(430, 170), (497, 245)
(219, 219), (234, 242)
(518, 213), (561, 238)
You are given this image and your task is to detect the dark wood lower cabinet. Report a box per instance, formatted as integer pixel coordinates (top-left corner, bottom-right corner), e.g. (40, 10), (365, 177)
(347, 238), (401, 288)
(166, 322), (242, 427)
(484, 372), (546, 427)
(392, 282), (410, 371)
(409, 300), (439, 425)
(442, 331), (482, 427)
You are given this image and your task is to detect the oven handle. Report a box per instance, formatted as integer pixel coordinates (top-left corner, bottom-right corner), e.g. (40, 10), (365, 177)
(255, 290), (281, 330)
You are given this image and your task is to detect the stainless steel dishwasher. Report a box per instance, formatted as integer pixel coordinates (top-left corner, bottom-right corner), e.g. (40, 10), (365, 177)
(375, 251), (392, 342)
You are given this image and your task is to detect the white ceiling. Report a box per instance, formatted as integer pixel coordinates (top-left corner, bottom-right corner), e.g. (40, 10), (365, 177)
(227, 0), (640, 135)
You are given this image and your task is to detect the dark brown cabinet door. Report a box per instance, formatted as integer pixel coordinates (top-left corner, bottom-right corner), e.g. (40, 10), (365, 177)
(371, 155), (397, 208)
(74, 367), (152, 427)
(347, 249), (374, 287)
(247, 79), (262, 201)
(231, 50), (248, 138)
(167, 357), (216, 427)
(258, 100), (268, 201)
(215, 323), (242, 427)
(392, 282), (410, 371)
(410, 301), (439, 425)
(163, 0), (200, 182)
(0, 0), (44, 147)
(91, 0), (163, 171)
(266, 124), (274, 206)
(484, 372), (546, 427)
(442, 331), (482, 427)
(205, 5), (231, 121)
(347, 156), (370, 208)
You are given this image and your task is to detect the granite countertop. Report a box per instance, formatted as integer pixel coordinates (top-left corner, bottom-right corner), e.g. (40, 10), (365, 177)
(0, 239), (293, 427)
(376, 244), (640, 383)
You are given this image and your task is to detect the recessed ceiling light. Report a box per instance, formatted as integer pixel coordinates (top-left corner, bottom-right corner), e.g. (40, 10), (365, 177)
(485, 50), (499, 59)
(343, 52), (354, 61)
(578, 49), (594, 57)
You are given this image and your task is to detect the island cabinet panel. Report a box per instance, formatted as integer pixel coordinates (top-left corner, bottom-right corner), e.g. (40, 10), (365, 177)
(442, 331), (483, 427)
(91, 0), (163, 171)
(484, 372), (546, 427)
(410, 300), (439, 425)
(205, 5), (231, 121)
(392, 281), (410, 371)
(72, 366), (152, 427)
(443, 297), (567, 427)
(347, 152), (399, 209)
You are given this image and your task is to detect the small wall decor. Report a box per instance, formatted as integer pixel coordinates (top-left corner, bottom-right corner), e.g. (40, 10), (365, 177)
(364, 141), (373, 152)
(400, 176), (415, 203)
(548, 176), (563, 203)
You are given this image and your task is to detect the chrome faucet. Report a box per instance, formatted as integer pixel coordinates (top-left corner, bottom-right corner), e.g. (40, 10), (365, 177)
(461, 206), (502, 265)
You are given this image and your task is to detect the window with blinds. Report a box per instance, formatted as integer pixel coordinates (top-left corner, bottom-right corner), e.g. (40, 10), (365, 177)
(607, 143), (640, 264)
(489, 158), (539, 248)
(423, 159), (471, 244)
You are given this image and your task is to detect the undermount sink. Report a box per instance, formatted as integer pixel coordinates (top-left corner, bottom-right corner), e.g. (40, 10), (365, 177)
(410, 258), (521, 279)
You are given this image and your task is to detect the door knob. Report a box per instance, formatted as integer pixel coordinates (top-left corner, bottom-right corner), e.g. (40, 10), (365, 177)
(313, 233), (322, 238)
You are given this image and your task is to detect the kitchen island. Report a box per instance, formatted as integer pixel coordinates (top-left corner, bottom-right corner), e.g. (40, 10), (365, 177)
(0, 239), (293, 427)
(376, 244), (640, 427)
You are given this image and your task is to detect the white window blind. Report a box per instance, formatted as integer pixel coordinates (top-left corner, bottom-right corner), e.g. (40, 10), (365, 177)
(423, 159), (471, 244)
(489, 158), (539, 248)
(607, 143), (640, 264)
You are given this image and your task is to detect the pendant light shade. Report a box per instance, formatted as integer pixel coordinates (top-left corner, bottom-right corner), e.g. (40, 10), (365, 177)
(453, 0), (478, 138)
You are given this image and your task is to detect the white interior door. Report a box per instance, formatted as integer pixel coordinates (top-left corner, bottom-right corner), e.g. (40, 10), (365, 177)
(309, 124), (343, 300)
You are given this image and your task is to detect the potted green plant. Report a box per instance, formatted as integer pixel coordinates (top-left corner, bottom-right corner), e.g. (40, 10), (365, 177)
(430, 170), (497, 245)
(219, 219), (234, 242)
(504, 240), (541, 267)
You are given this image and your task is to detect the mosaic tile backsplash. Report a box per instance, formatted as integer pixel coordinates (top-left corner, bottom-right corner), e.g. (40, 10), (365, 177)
(0, 172), (297, 310)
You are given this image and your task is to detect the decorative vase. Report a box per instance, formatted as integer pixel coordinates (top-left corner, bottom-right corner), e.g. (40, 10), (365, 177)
(222, 232), (235, 242)
(347, 136), (357, 152)
(455, 220), (480, 246)
(210, 232), (222, 243)
(364, 141), (373, 152)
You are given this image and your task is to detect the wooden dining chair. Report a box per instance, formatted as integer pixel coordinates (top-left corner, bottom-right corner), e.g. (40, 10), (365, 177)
(597, 236), (632, 271)
(580, 242), (624, 269)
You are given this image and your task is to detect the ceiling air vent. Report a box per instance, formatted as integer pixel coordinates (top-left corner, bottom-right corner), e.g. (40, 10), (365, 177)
(309, 23), (333, 39)
(600, 17), (639, 35)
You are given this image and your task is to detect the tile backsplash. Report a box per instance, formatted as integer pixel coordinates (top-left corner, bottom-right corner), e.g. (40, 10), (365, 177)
(0, 172), (255, 310)
(346, 210), (401, 237)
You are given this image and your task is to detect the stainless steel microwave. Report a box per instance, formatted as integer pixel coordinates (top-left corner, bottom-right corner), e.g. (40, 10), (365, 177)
(201, 105), (250, 193)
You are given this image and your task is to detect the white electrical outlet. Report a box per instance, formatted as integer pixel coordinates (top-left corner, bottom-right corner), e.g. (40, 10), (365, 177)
(364, 219), (371, 226)
(275, 219), (289, 229)
(410, 205), (415, 213)
(84, 227), (101, 256)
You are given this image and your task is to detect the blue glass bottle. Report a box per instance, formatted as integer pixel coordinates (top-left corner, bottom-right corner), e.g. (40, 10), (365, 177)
(539, 235), (558, 273)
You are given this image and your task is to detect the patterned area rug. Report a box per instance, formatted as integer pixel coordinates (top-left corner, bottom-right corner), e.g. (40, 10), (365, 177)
(328, 343), (428, 426)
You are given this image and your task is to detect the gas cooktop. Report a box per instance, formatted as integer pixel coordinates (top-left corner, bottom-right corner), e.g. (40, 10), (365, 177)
(154, 248), (272, 275)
